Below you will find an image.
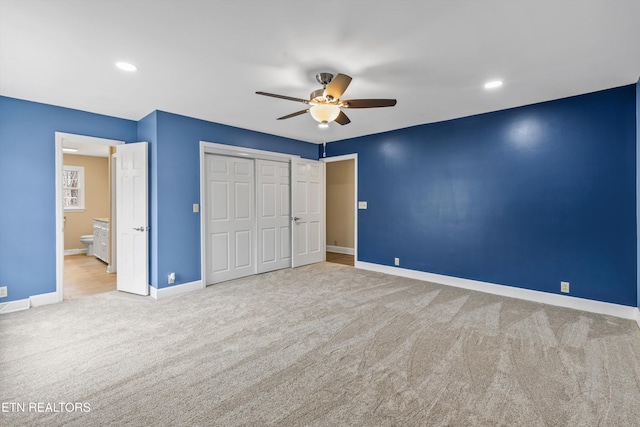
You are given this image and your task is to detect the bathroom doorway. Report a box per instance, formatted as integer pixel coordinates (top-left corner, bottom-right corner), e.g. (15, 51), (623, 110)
(55, 133), (124, 300)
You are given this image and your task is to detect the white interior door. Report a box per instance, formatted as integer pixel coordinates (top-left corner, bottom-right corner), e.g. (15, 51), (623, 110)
(205, 154), (256, 284)
(257, 159), (291, 273)
(116, 142), (149, 296)
(292, 158), (325, 267)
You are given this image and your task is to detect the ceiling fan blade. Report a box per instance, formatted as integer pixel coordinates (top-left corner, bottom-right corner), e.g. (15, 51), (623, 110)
(256, 91), (309, 104)
(341, 99), (397, 108)
(323, 74), (352, 100)
(335, 111), (351, 125)
(277, 109), (309, 120)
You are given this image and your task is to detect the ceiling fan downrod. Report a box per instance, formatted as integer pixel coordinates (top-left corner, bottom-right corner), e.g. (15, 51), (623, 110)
(315, 72), (333, 87)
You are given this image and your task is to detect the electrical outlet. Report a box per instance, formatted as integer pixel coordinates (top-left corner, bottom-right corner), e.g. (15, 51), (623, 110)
(193, 204), (199, 213)
(0, 286), (7, 298)
(394, 257), (400, 266)
(561, 281), (570, 293)
(168, 273), (175, 284)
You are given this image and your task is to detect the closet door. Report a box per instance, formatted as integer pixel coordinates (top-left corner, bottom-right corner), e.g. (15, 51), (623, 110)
(205, 154), (256, 284)
(256, 159), (291, 273)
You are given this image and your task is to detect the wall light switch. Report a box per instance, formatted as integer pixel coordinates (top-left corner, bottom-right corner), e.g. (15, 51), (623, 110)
(358, 201), (368, 209)
(193, 204), (199, 213)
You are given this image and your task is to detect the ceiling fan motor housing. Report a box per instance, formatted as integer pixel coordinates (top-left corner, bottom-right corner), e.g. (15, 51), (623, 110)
(310, 88), (325, 102)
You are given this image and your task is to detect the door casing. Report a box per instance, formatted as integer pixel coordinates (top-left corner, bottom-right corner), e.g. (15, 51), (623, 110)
(321, 154), (358, 264)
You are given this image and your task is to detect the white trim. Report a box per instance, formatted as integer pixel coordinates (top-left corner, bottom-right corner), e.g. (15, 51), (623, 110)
(55, 132), (125, 304)
(322, 153), (358, 264)
(64, 249), (88, 256)
(30, 292), (59, 307)
(0, 291), (57, 314)
(0, 299), (30, 314)
(356, 261), (639, 321)
(326, 245), (354, 255)
(149, 280), (203, 300)
(110, 153), (117, 274)
(635, 308), (640, 329)
(201, 141), (299, 162)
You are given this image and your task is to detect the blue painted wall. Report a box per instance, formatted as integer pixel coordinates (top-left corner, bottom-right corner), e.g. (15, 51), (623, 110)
(327, 85), (637, 306)
(149, 111), (317, 289)
(0, 96), (137, 303)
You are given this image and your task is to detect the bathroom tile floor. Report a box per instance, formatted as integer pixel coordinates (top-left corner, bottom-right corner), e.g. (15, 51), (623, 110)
(64, 254), (116, 300)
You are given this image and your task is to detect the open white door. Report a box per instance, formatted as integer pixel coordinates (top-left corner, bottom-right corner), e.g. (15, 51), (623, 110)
(292, 158), (325, 267)
(116, 142), (149, 295)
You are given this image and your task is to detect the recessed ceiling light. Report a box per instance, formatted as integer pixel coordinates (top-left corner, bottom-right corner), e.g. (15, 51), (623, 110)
(116, 61), (137, 72)
(62, 148), (78, 153)
(484, 80), (503, 89)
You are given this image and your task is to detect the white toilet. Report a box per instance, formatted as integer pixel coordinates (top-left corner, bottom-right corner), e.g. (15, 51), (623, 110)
(80, 235), (94, 256)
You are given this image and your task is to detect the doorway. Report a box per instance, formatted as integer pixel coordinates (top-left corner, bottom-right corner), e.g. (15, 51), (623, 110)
(55, 132), (124, 301)
(323, 154), (357, 267)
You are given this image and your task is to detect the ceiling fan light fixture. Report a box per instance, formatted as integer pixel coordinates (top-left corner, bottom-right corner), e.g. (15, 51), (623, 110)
(309, 104), (340, 124)
(318, 121), (329, 129)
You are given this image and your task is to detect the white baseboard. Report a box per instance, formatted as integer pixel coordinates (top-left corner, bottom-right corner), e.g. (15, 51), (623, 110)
(64, 249), (88, 256)
(356, 261), (639, 322)
(30, 292), (60, 307)
(0, 299), (30, 314)
(149, 280), (203, 300)
(327, 245), (355, 255)
(0, 291), (61, 315)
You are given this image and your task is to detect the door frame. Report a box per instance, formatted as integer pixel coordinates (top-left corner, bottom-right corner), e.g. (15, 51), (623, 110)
(55, 132), (124, 302)
(322, 153), (358, 263)
(199, 141), (299, 287)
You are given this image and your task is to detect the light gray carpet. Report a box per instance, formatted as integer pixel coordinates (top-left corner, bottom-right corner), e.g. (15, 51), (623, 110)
(2, 262), (640, 426)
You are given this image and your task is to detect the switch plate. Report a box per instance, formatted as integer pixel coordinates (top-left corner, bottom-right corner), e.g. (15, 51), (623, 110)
(193, 204), (199, 213)
(0, 286), (7, 298)
(561, 281), (570, 293)
(394, 258), (400, 266)
(358, 201), (368, 209)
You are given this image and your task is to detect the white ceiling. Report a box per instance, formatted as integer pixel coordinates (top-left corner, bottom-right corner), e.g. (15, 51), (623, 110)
(1, 1), (639, 144)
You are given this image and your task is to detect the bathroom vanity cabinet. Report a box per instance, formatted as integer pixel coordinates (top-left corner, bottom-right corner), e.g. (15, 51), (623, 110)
(93, 219), (109, 264)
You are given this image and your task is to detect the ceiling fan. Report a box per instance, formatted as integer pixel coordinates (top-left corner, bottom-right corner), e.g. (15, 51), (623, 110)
(256, 72), (397, 128)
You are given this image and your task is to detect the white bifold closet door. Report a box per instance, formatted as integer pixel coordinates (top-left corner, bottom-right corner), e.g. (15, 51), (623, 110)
(205, 154), (295, 285)
(256, 159), (291, 273)
(205, 154), (256, 284)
